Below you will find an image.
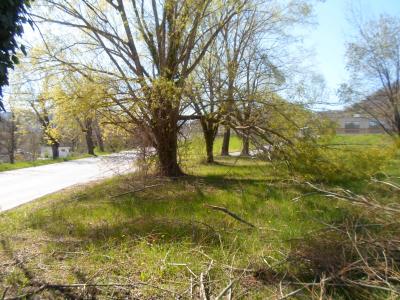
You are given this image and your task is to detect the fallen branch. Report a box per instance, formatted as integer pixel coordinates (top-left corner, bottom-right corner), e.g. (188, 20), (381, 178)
(215, 279), (236, 300)
(199, 260), (213, 300)
(199, 272), (208, 300)
(277, 286), (305, 300)
(304, 181), (400, 214)
(1, 287), (9, 300)
(110, 184), (163, 198)
(204, 204), (256, 228)
(4, 285), (47, 300)
(4, 282), (179, 300)
(292, 192), (319, 202)
(215, 273), (246, 300)
(371, 178), (400, 191)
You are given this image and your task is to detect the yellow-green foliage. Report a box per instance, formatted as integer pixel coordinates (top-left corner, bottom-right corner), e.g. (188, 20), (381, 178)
(258, 96), (335, 144)
(50, 74), (109, 122)
(143, 77), (183, 111)
(283, 138), (395, 183)
(256, 98), (393, 182)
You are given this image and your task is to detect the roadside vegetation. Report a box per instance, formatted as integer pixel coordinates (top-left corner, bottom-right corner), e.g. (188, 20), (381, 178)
(0, 155), (86, 172)
(0, 149), (110, 172)
(0, 134), (399, 299)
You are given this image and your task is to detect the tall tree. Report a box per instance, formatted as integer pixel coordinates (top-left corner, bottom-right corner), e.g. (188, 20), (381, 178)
(0, 0), (33, 112)
(219, 8), (258, 155)
(30, 95), (61, 159)
(0, 111), (17, 163)
(32, 0), (244, 176)
(50, 73), (109, 156)
(218, 0), (313, 155)
(234, 46), (284, 156)
(341, 14), (400, 137)
(190, 41), (225, 163)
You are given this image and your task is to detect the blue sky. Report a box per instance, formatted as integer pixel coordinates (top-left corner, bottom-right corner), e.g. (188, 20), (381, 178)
(306, 0), (400, 106)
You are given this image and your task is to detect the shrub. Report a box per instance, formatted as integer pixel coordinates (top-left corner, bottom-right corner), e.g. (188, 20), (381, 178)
(277, 138), (395, 183)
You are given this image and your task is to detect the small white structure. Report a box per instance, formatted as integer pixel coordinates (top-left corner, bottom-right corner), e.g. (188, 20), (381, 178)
(0, 112), (12, 121)
(40, 146), (71, 158)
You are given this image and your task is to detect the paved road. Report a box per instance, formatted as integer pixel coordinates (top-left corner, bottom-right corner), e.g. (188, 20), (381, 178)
(0, 152), (136, 212)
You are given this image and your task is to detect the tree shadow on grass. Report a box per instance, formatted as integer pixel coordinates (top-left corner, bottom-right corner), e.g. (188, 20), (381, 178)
(21, 169), (274, 250)
(23, 159), (357, 253)
(27, 208), (222, 248)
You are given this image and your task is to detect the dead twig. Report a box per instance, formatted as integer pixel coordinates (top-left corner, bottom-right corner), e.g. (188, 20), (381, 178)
(371, 178), (400, 191)
(204, 204), (256, 228)
(199, 260), (214, 300)
(4, 285), (47, 300)
(199, 272), (208, 300)
(1, 287), (9, 300)
(277, 286), (305, 300)
(3, 281), (179, 299)
(304, 181), (400, 214)
(215, 275), (244, 300)
(110, 184), (163, 198)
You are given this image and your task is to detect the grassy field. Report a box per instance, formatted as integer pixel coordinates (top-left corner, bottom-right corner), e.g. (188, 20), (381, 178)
(0, 135), (399, 299)
(331, 134), (393, 145)
(214, 134), (243, 153)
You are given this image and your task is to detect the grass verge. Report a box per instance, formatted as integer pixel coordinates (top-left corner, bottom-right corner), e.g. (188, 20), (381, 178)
(0, 150), (111, 172)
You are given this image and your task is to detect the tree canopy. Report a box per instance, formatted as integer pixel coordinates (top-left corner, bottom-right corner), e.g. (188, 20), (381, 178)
(0, 0), (33, 112)
(341, 14), (400, 137)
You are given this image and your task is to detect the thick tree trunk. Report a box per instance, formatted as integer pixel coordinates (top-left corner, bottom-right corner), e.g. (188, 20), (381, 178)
(94, 120), (105, 152)
(152, 108), (183, 177)
(85, 119), (95, 156)
(96, 131), (105, 152)
(220, 65), (236, 157)
(205, 132), (215, 163)
(8, 146), (15, 164)
(51, 143), (59, 159)
(201, 119), (218, 163)
(8, 118), (16, 164)
(241, 134), (250, 156)
(394, 106), (400, 136)
(154, 128), (183, 176)
(221, 127), (230, 156)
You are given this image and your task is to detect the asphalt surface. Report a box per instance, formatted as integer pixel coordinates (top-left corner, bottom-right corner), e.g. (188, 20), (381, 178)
(0, 152), (136, 212)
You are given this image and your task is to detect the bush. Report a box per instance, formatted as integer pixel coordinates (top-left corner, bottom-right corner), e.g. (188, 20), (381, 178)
(278, 138), (395, 183)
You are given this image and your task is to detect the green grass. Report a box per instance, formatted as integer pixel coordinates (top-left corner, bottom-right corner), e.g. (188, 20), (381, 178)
(0, 150), (111, 172)
(0, 159), (390, 298)
(0, 156), (84, 172)
(329, 134), (400, 178)
(214, 134), (243, 153)
(331, 134), (393, 145)
(181, 134), (244, 166)
(0, 134), (398, 298)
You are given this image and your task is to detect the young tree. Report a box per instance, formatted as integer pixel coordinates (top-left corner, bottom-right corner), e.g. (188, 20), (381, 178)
(217, 0), (314, 155)
(190, 42), (225, 163)
(30, 95), (61, 159)
(93, 117), (105, 152)
(32, 0), (244, 176)
(15, 108), (42, 161)
(234, 48), (283, 156)
(219, 8), (259, 155)
(50, 74), (109, 156)
(341, 14), (400, 137)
